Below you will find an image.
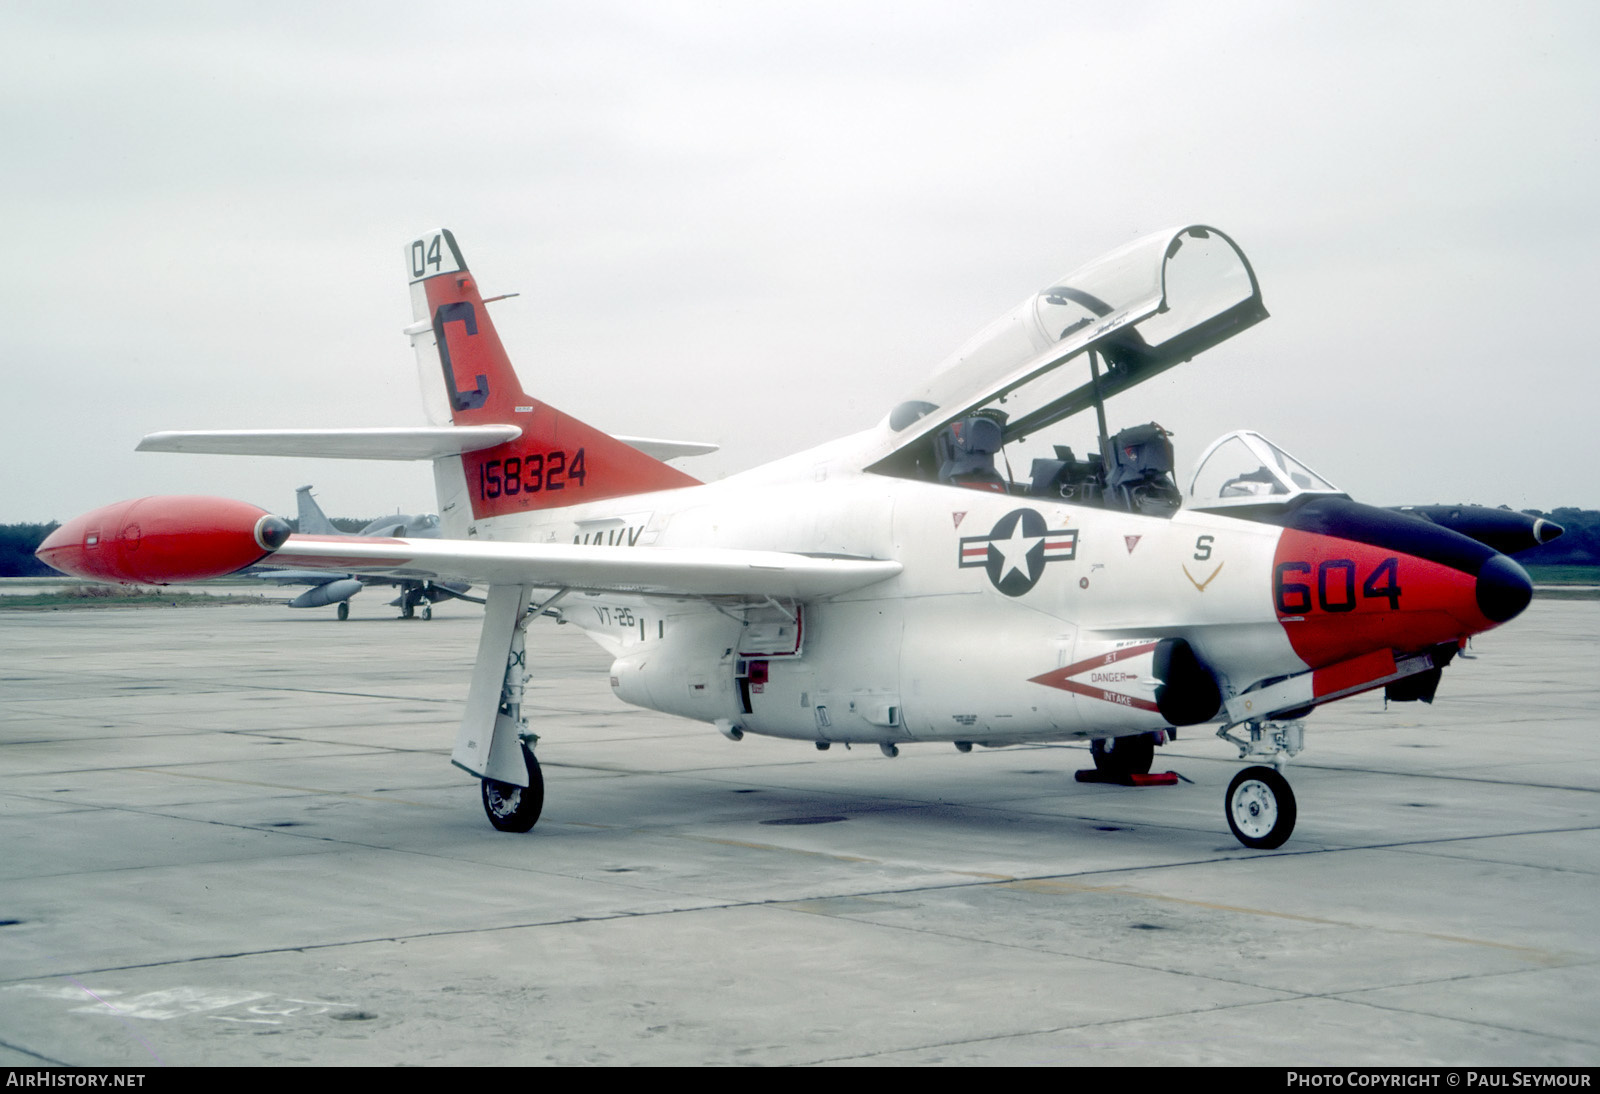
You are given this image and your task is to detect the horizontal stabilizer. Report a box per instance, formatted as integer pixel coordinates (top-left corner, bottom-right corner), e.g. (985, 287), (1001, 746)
(137, 428), (715, 462)
(268, 535), (901, 600)
(138, 426), (522, 460)
(612, 436), (719, 460)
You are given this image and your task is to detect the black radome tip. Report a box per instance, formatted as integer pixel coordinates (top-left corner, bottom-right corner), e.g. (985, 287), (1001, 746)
(1476, 553), (1533, 624)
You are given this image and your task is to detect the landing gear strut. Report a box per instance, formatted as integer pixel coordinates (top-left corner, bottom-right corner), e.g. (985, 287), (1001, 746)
(454, 586), (565, 834)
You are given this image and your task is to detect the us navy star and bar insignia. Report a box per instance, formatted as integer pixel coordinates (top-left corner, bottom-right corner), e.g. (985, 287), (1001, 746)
(958, 509), (1078, 597)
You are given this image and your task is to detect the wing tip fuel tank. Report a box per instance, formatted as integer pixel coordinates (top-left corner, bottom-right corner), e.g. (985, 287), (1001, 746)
(36, 496), (287, 584)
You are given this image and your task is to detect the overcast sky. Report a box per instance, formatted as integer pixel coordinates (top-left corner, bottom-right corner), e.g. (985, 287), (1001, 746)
(3, 1), (1596, 523)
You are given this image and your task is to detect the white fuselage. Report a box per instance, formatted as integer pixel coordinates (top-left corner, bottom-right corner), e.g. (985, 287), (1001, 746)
(439, 429), (1299, 747)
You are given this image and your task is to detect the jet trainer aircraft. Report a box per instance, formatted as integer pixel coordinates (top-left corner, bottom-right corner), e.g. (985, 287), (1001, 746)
(251, 485), (472, 619)
(39, 226), (1545, 849)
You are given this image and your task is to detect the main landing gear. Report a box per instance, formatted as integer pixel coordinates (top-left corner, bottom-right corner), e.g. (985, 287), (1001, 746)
(1217, 719), (1304, 849)
(1090, 732), (1156, 778)
(1077, 731), (1177, 788)
(482, 742), (544, 832)
(455, 586), (565, 834)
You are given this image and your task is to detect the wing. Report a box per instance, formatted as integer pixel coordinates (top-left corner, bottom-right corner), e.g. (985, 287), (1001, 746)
(267, 535), (900, 599)
(40, 497), (891, 597)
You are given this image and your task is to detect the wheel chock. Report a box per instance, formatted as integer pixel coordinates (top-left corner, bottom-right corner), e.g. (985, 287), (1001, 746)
(1074, 769), (1180, 787)
(1131, 771), (1179, 786)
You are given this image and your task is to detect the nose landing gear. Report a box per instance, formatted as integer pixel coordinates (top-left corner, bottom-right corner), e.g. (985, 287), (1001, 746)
(1217, 719), (1304, 849)
(1225, 765), (1296, 849)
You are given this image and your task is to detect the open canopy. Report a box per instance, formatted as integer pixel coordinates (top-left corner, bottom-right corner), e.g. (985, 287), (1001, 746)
(869, 225), (1266, 477)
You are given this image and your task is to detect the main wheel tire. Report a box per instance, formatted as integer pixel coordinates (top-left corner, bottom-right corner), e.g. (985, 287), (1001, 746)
(482, 745), (544, 833)
(1225, 765), (1297, 849)
(421, 602), (432, 621)
(337, 601), (349, 621)
(1091, 733), (1156, 777)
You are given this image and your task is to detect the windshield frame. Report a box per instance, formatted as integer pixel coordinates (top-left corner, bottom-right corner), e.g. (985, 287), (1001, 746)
(1186, 430), (1344, 511)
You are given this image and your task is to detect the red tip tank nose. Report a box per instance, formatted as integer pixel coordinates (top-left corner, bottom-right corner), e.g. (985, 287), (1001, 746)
(36, 497), (284, 584)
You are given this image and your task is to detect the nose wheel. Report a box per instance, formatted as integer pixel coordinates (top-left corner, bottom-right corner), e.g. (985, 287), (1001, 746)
(1225, 765), (1296, 849)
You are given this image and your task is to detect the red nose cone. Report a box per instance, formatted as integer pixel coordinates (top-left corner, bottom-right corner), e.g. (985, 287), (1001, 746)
(36, 496), (282, 584)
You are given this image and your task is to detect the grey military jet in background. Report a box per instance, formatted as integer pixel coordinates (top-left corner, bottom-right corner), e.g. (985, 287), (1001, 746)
(253, 486), (477, 619)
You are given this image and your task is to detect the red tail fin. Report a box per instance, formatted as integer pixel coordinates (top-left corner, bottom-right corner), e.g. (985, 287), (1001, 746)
(407, 230), (698, 520)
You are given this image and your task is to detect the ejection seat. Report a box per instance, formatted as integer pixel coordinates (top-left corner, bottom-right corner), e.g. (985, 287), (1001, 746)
(1104, 422), (1181, 515)
(1026, 424), (1181, 515)
(935, 413), (1009, 493)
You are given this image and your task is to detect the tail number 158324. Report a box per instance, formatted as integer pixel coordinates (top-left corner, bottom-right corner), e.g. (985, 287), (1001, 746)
(479, 449), (588, 499)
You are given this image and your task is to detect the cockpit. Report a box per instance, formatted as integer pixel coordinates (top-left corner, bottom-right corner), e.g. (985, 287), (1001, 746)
(930, 409), (1185, 516)
(867, 225), (1270, 518)
(1186, 430), (1343, 511)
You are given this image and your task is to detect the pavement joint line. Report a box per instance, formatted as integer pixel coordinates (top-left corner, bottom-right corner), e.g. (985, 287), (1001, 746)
(1274, 762), (1600, 794)
(794, 981), (1600, 1065)
(0, 1035), (68, 1066)
(763, 900), (1536, 1030)
(1, 827), (1591, 996)
(125, 767), (444, 807)
(1386, 838), (1600, 877)
(756, 876), (1583, 988)
(15, 795), (1596, 953)
(549, 748), (1600, 797)
(996, 878), (1571, 965)
(28, 766), (1599, 895)
(0, 902), (738, 983)
(1317, 974), (1600, 1049)
(795, 999), (1287, 1065)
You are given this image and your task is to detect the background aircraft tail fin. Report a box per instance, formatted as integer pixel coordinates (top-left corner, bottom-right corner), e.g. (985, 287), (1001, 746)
(405, 230), (699, 522)
(294, 486), (339, 535)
